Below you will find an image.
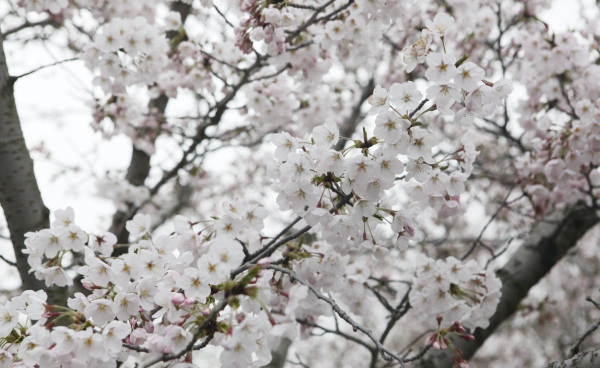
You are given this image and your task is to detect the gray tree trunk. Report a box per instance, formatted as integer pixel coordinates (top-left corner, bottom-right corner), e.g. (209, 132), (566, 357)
(0, 37), (49, 291)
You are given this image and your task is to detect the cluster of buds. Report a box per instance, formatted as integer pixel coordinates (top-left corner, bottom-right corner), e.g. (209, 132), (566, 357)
(425, 315), (474, 368)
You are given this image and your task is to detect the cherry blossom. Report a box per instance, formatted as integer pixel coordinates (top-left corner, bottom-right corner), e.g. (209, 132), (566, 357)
(7, 0), (582, 367)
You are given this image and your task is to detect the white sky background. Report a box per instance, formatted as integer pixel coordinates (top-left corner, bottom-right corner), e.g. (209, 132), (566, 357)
(0, 1), (596, 364)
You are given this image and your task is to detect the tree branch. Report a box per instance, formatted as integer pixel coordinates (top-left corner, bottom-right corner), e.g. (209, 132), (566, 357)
(1, 18), (59, 37)
(547, 349), (600, 368)
(334, 78), (374, 150)
(267, 265), (407, 368)
(13, 57), (79, 79)
(569, 318), (600, 358)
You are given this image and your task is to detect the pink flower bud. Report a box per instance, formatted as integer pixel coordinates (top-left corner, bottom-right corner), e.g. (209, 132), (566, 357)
(130, 328), (147, 345)
(42, 311), (60, 319)
(459, 334), (475, 342)
(182, 298), (196, 309)
(144, 321), (154, 333)
(82, 280), (94, 290)
(425, 332), (438, 347)
(436, 314), (443, 325)
(202, 308), (210, 316)
(434, 337), (448, 350)
(171, 293), (185, 306)
(450, 321), (466, 333)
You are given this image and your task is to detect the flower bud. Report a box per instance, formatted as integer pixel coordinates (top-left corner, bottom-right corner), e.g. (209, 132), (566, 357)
(171, 293), (185, 306)
(459, 334), (475, 342)
(450, 321), (466, 333)
(425, 332), (438, 347)
(144, 321), (154, 333)
(182, 298), (196, 309)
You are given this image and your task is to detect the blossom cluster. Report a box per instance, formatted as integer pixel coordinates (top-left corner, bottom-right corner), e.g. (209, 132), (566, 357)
(400, 14), (513, 123)
(1, 3), (523, 368)
(3, 204), (279, 367)
(410, 256), (501, 330)
(24, 207), (85, 287)
(81, 17), (170, 95)
(96, 178), (150, 212)
(237, 3), (303, 55)
(18, 0), (67, 14)
(512, 26), (600, 216)
(267, 13), (511, 254)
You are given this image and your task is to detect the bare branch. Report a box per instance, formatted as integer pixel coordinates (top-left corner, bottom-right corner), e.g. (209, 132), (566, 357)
(461, 185), (516, 260)
(136, 299), (227, 368)
(297, 318), (375, 352)
(249, 63), (291, 82)
(547, 349), (600, 368)
(13, 57), (79, 79)
(0, 253), (16, 267)
(2, 18), (59, 37)
(569, 309), (600, 358)
(268, 265), (407, 368)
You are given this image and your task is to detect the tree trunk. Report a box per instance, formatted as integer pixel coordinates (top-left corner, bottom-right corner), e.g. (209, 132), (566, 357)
(0, 37), (51, 293)
(264, 338), (292, 368)
(415, 205), (599, 368)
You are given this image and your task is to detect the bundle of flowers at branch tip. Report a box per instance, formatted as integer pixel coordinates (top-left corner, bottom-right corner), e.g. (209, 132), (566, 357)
(424, 316), (474, 368)
(410, 255), (502, 330)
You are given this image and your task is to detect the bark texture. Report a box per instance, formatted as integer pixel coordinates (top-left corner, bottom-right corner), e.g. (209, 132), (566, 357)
(0, 37), (49, 292)
(416, 205), (599, 368)
(547, 349), (600, 368)
(264, 338), (292, 368)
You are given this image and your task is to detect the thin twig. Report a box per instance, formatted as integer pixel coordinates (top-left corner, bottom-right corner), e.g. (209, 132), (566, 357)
(2, 18), (58, 37)
(249, 63), (291, 82)
(461, 186), (516, 260)
(568, 319), (600, 358)
(297, 318), (375, 352)
(136, 299), (227, 368)
(404, 345), (432, 362)
(13, 57), (79, 79)
(0, 254), (16, 267)
(586, 296), (600, 310)
(269, 265), (407, 368)
(213, 4), (235, 28)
